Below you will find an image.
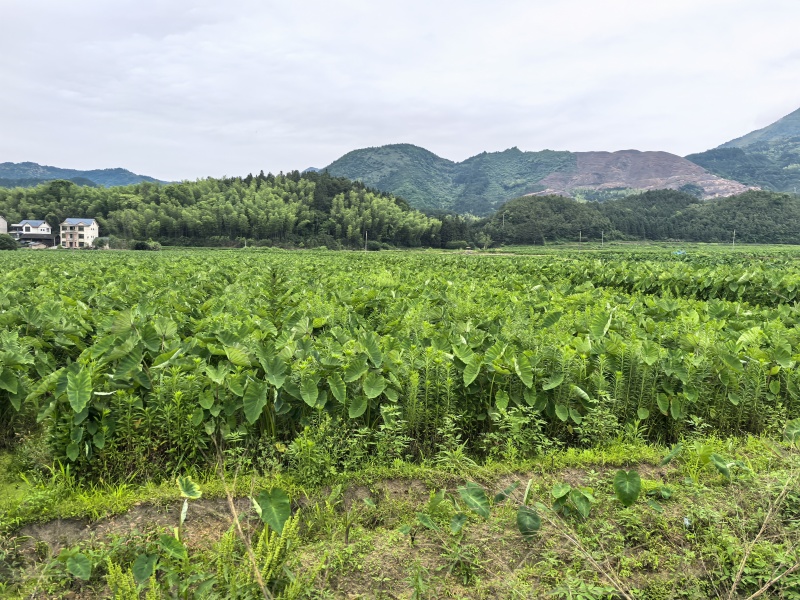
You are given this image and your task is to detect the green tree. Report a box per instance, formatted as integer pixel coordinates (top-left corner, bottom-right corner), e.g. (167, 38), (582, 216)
(0, 233), (17, 250)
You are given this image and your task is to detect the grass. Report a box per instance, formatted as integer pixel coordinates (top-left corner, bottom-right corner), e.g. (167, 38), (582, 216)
(2, 436), (798, 599)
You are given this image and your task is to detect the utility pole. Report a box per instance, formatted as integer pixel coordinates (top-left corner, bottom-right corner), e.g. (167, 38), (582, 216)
(579, 229), (582, 244)
(364, 230), (368, 252)
(732, 229), (736, 247)
(601, 230), (604, 247)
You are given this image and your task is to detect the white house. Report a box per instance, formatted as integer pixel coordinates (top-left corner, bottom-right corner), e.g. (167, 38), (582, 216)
(10, 219), (52, 239)
(0, 216), (6, 234)
(61, 218), (100, 249)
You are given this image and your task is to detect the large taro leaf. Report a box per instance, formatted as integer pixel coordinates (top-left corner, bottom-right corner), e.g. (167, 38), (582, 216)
(458, 482), (490, 519)
(542, 311), (562, 327)
(362, 372), (386, 399)
(243, 379), (268, 424)
(588, 311), (612, 339)
(66, 367), (92, 414)
(569, 490), (592, 518)
(363, 332), (383, 368)
(349, 394), (368, 419)
(514, 355), (533, 388)
(65, 553), (92, 580)
(718, 352), (744, 374)
(450, 513), (468, 534)
(260, 353), (287, 389)
(463, 354), (482, 387)
(255, 488), (291, 534)
(328, 373), (346, 404)
(224, 346), (251, 367)
(416, 513), (439, 531)
(495, 390), (509, 411)
(613, 470), (641, 507)
(517, 505), (541, 540)
(542, 372), (564, 391)
(709, 454), (731, 480)
(300, 377), (320, 407)
(132, 554), (158, 584)
(159, 534), (187, 560)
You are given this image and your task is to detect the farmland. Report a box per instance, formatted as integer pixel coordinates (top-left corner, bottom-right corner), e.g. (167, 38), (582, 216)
(2, 245), (800, 599)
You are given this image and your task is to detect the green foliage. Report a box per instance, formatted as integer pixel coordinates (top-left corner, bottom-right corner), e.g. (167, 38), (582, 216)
(0, 234), (16, 250)
(458, 482), (490, 519)
(3, 247), (800, 485)
(484, 194), (611, 244)
(551, 482), (595, 519)
(0, 171), (442, 248)
(481, 188), (800, 244)
(176, 475), (201, 500)
(613, 470), (642, 506)
(255, 488), (291, 534)
(785, 418), (800, 447)
(325, 143), (575, 215)
(688, 106), (800, 192)
(516, 505), (541, 539)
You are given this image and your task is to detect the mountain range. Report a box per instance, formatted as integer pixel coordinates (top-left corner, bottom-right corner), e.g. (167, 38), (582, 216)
(321, 145), (752, 214)
(3, 105), (800, 214)
(318, 106), (800, 214)
(686, 107), (800, 194)
(0, 162), (164, 188)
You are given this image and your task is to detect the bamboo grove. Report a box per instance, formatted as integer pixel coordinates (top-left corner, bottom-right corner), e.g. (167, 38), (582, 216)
(1, 248), (799, 481)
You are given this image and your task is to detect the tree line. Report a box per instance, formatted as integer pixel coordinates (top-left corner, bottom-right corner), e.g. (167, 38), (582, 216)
(0, 171), (442, 249)
(2, 173), (800, 248)
(481, 189), (800, 245)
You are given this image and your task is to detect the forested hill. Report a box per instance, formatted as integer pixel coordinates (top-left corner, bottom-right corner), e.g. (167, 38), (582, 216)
(482, 189), (800, 245)
(0, 172), (442, 248)
(324, 144), (749, 215)
(686, 106), (800, 193)
(0, 161), (164, 188)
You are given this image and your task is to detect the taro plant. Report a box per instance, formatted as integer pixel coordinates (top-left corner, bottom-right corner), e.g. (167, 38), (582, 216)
(551, 482), (596, 519)
(402, 481), (541, 585)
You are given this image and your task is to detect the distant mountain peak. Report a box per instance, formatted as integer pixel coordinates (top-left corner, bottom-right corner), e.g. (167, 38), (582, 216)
(686, 104), (800, 193)
(324, 144), (748, 215)
(0, 161), (165, 188)
(719, 106), (800, 149)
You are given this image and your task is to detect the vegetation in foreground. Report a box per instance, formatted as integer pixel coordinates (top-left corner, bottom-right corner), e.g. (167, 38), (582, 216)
(1, 435), (799, 599)
(0, 246), (799, 598)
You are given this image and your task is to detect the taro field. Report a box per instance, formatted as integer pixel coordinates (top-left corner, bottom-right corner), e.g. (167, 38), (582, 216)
(2, 245), (800, 482)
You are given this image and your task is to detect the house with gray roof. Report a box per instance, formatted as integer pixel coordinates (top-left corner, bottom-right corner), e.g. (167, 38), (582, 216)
(8, 219), (57, 246)
(61, 218), (99, 248)
(11, 219), (52, 238)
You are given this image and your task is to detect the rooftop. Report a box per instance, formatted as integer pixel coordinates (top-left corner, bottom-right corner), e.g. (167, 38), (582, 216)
(61, 218), (97, 226)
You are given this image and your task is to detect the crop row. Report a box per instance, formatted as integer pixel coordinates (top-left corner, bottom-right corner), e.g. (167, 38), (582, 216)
(1, 250), (799, 480)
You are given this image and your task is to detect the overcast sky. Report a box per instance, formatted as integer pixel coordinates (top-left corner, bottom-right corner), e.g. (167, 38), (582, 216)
(2, 0), (799, 181)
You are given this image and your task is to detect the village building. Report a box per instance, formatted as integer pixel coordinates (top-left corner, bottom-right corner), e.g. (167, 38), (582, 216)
(11, 219), (52, 238)
(61, 218), (100, 248)
(10, 219), (59, 246)
(0, 216), (7, 234)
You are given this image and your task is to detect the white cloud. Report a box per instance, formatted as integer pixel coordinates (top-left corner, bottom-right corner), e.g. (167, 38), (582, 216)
(1, 0), (798, 179)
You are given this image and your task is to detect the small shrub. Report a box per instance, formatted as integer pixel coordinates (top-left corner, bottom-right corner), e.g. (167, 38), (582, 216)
(0, 233), (17, 250)
(445, 240), (468, 250)
(132, 239), (161, 251)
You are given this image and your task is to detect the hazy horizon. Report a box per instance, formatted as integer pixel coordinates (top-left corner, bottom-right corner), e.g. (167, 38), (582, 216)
(3, 0), (799, 181)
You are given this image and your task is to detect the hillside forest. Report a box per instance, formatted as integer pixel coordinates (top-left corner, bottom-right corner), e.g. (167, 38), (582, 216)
(2, 172), (800, 248)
